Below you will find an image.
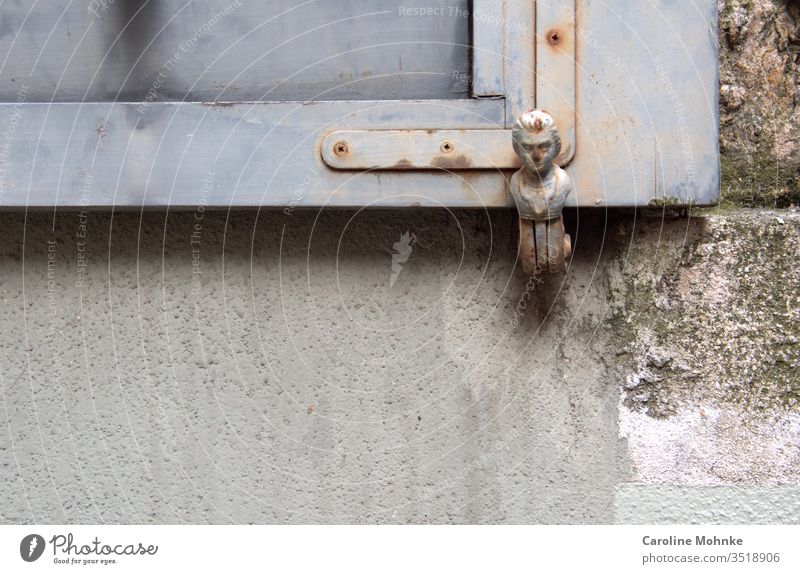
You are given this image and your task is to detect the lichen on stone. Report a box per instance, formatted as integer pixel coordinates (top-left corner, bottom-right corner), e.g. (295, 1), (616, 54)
(718, 0), (800, 207)
(608, 209), (800, 419)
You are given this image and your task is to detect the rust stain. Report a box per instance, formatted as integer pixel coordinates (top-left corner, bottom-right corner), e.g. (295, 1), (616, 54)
(431, 154), (473, 170)
(393, 158), (414, 169)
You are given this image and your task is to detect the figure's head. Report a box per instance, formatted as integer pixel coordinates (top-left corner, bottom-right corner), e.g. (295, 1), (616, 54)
(512, 110), (561, 175)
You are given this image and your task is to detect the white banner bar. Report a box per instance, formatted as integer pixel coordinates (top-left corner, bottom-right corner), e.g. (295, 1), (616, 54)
(1, 525), (798, 573)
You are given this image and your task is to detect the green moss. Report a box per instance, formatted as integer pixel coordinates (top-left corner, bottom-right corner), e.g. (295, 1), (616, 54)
(647, 197), (684, 207)
(690, 203), (739, 216)
(608, 213), (800, 418)
(721, 150), (800, 208)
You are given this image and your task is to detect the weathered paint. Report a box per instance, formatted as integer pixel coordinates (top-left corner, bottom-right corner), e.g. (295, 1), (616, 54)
(472, 0), (506, 97)
(0, 0), (472, 102)
(0, 100), (508, 208)
(0, 0), (719, 208)
(536, 0), (576, 165)
(503, 0), (536, 125)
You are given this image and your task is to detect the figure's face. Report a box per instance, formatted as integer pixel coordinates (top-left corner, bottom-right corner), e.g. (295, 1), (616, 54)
(512, 130), (558, 174)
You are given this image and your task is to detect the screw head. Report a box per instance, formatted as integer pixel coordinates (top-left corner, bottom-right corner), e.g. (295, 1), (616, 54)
(547, 29), (561, 45)
(440, 141), (454, 154)
(333, 141), (349, 156)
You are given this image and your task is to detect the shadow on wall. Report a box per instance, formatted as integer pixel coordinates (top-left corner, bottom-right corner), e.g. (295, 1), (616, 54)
(0, 207), (649, 328)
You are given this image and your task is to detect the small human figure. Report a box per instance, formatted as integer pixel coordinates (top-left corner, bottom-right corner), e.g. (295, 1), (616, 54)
(509, 110), (573, 274)
(509, 110), (572, 221)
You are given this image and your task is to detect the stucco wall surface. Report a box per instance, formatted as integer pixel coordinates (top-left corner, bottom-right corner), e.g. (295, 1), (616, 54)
(0, 207), (796, 524)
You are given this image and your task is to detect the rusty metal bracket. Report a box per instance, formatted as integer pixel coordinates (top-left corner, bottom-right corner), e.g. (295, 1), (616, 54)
(509, 110), (573, 274)
(321, 129), (521, 171)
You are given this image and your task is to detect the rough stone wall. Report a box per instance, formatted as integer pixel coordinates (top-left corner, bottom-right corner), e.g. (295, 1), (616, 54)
(609, 209), (800, 487)
(718, 0), (800, 206)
